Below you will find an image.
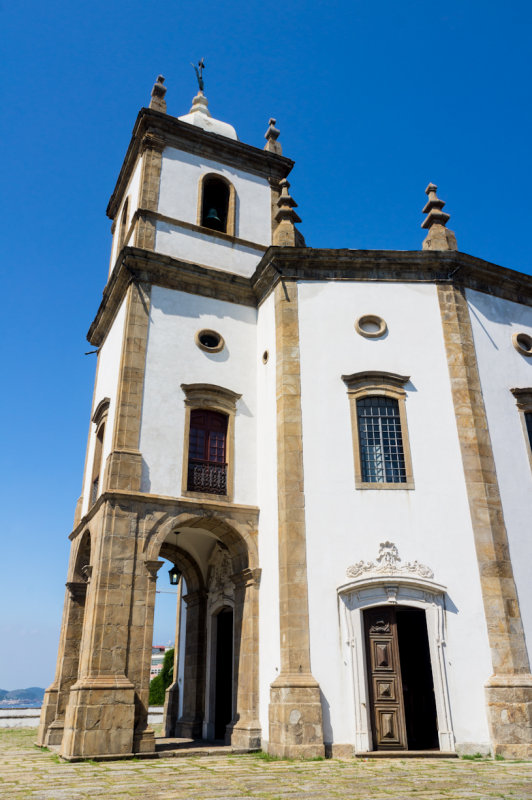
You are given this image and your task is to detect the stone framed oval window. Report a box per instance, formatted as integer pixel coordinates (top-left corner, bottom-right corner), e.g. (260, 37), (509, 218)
(355, 314), (387, 339)
(195, 329), (225, 353)
(512, 332), (532, 357)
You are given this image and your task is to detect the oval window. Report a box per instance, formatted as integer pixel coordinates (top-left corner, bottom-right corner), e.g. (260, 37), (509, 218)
(355, 314), (387, 339)
(195, 329), (225, 353)
(512, 332), (532, 357)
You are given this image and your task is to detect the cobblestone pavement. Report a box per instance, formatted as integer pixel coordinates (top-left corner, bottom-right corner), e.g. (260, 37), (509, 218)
(1, 729), (531, 800)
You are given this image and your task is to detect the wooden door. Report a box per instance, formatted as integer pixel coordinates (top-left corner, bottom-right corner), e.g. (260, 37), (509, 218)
(364, 607), (407, 750)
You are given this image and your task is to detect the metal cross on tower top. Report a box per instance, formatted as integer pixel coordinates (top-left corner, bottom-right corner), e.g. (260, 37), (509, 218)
(192, 58), (205, 92)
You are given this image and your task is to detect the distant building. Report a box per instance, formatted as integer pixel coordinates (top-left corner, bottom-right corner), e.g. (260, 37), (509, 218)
(38, 75), (532, 761)
(150, 646), (167, 679)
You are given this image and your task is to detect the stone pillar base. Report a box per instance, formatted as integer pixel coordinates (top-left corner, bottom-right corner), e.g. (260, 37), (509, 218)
(36, 686), (59, 746)
(268, 675), (324, 759)
(485, 674), (532, 759)
(174, 715), (203, 739)
(228, 720), (262, 750)
(44, 718), (65, 747)
(134, 727), (156, 753)
(163, 682), (179, 737)
(60, 677), (136, 760)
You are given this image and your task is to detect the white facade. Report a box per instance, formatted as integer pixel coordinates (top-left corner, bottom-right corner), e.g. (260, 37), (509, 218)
(69, 93), (532, 759)
(467, 289), (532, 657)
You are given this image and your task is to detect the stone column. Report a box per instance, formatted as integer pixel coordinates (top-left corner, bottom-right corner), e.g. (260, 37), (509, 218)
(228, 568), (262, 750)
(106, 280), (151, 494)
(174, 589), (207, 739)
(163, 576), (183, 737)
(60, 504), (139, 760)
(268, 279), (324, 758)
(438, 284), (532, 758)
(130, 559), (163, 753)
(37, 581), (87, 746)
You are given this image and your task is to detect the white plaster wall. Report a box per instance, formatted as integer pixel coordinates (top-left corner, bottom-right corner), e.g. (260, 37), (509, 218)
(139, 287), (257, 505)
(81, 297), (127, 517)
(158, 148), (272, 244)
(467, 289), (532, 662)
(297, 281), (493, 750)
(154, 222), (264, 277)
(256, 293), (281, 738)
(108, 156), (143, 276)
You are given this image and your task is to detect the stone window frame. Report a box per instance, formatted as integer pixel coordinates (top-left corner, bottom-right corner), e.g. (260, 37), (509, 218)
(510, 388), (532, 471)
(196, 172), (236, 237)
(90, 397), (110, 505)
(341, 371), (415, 490)
(180, 383), (241, 502)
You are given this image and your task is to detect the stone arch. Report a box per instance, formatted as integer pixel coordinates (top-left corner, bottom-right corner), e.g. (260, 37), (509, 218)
(143, 510), (258, 575)
(159, 542), (204, 594)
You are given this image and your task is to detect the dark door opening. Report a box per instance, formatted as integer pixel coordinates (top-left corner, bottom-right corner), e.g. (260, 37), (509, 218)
(396, 606), (439, 750)
(364, 605), (439, 750)
(214, 608), (233, 740)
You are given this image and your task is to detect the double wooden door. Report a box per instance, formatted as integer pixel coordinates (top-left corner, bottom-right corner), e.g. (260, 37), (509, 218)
(364, 606), (408, 749)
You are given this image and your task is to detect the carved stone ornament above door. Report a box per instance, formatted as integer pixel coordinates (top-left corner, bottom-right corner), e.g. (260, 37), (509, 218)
(346, 541), (434, 580)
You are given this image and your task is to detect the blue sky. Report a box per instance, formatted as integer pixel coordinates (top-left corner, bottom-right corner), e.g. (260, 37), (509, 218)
(1, 0), (531, 689)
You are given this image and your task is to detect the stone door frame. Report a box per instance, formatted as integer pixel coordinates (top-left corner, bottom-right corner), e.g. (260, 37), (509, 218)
(203, 598), (235, 741)
(338, 576), (455, 753)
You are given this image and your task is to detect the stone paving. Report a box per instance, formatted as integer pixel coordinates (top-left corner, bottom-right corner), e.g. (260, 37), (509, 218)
(1, 729), (531, 800)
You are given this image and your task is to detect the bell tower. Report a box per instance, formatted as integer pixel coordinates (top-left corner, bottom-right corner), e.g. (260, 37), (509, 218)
(38, 72), (324, 761)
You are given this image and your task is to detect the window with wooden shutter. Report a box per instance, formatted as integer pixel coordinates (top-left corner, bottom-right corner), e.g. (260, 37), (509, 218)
(187, 409), (228, 495)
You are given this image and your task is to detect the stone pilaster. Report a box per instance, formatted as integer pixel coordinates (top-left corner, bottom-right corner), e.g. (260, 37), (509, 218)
(437, 283), (532, 758)
(37, 581), (87, 746)
(106, 280), (150, 493)
(268, 279), (324, 758)
(135, 132), (164, 250)
(229, 568), (262, 750)
(174, 589), (207, 739)
(163, 576), (183, 737)
(60, 503), (140, 759)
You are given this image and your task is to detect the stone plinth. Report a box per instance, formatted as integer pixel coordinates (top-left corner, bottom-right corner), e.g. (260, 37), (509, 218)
(60, 677), (136, 760)
(485, 674), (532, 759)
(268, 675), (324, 759)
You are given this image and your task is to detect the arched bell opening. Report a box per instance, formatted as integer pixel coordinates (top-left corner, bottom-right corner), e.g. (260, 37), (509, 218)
(197, 173), (236, 236)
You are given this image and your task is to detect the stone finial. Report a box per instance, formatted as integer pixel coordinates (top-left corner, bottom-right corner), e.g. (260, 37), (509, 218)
(421, 182), (457, 251)
(273, 179), (302, 246)
(149, 75), (167, 113)
(264, 117), (282, 155)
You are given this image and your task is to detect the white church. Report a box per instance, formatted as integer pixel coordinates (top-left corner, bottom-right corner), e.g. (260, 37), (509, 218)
(38, 73), (532, 761)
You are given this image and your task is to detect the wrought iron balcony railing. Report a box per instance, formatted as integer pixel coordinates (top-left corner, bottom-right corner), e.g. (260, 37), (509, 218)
(187, 461), (227, 495)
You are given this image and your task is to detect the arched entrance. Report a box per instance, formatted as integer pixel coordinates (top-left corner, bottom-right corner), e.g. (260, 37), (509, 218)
(141, 511), (261, 752)
(363, 605), (439, 750)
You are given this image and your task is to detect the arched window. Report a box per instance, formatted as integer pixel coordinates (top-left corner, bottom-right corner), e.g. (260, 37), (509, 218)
(118, 197), (129, 250)
(342, 371), (414, 489)
(90, 398), (110, 504)
(187, 409), (228, 494)
(198, 174), (235, 235)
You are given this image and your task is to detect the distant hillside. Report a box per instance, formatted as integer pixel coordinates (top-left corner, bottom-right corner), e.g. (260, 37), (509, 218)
(0, 687), (45, 703)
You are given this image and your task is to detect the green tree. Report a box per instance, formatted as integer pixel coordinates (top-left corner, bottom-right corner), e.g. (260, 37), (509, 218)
(149, 647), (174, 706)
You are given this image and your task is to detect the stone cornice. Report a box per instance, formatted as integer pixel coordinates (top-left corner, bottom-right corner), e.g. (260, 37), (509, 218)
(87, 247), (257, 346)
(251, 248), (532, 307)
(107, 107), (294, 220)
(69, 488), (260, 541)
(88, 247), (532, 347)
